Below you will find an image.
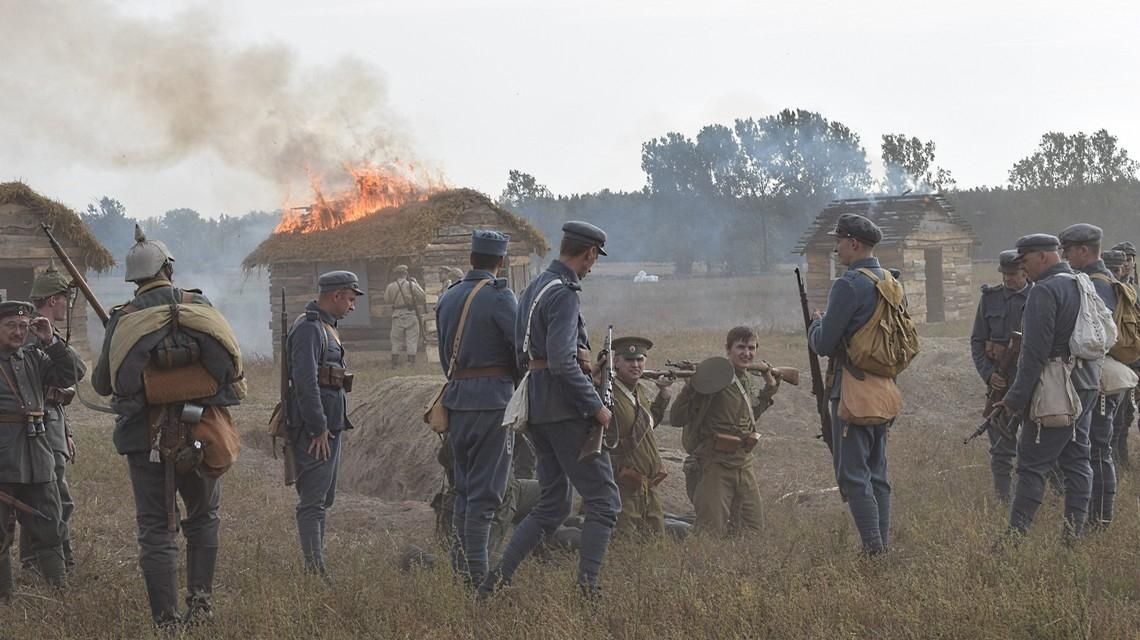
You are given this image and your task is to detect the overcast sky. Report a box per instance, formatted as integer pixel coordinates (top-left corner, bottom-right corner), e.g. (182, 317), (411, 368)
(2, 0), (1138, 219)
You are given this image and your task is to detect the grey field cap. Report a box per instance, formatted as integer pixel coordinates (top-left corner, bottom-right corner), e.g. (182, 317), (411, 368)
(998, 250), (1023, 274)
(1112, 241), (1137, 257)
(561, 221), (608, 255)
(1057, 223), (1103, 246)
(1013, 233), (1061, 257)
(827, 213), (883, 245)
(1102, 250), (1127, 269)
(471, 229), (510, 257)
(318, 270), (365, 295)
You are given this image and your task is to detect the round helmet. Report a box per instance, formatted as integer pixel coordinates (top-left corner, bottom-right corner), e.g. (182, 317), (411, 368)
(124, 224), (175, 282)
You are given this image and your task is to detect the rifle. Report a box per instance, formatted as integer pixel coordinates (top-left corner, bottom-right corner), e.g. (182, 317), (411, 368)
(41, 223), (109, 325)
(656, 359), (800, 386)
(965, 331), (1023, 444)
(795, 268), (833, 453)
(273, 288), (298, 485)
(579, 325), (617, 463)
(0, 488), (50, 520)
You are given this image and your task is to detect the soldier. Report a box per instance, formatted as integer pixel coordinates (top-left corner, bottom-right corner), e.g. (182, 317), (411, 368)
(1059, 224), (1118, 529)
(480, 221), (619, 599)
(992, 234), (1095, 542)
(670, 327), (777, 536)
(287, 271), (362, 582)
(808, 213), (892, 555)
(384, 265), (426, 368)
(92, 226), (239, 628)
(0, 301), (79, 603)
(1111, 241), (1136, 285)
(607, 336), (673, 537)
(13, 264), (83, 576)
(970, 250), (1031, 502)
(1105, 249), (1138, 469)
(434, 230), (519, 588)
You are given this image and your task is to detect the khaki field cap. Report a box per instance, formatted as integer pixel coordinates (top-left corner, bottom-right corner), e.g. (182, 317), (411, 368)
(611, 336), (653, 359)
(124, 224), (176, 283)
(30, 260), (73, 299)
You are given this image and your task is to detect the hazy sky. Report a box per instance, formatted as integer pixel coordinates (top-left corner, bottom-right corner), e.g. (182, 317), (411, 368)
(2, 0), (1138, 219)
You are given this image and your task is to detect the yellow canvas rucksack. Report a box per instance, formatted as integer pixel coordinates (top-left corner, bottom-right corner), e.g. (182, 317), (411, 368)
(845, 268), (920, 378)
(1090, 274), (1140, 363)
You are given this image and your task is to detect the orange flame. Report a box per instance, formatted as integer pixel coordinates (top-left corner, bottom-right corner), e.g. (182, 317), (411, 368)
(275, 162), (443, 234)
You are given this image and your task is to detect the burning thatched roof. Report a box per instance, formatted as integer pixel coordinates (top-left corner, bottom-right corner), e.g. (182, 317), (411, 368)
(0, 181), (115, 271)
(794, 193), (979, 254)
(242, 188), (549, 269)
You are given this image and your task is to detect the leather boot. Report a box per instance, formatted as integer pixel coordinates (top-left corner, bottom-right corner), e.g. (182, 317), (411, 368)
(143, 570), (182, 629)
(391, 354), (401, 368)
(184, 545), (218, 625)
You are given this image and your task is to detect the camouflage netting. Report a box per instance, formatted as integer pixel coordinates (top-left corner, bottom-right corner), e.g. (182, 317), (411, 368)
(0, 181), (115, 271)
(241, 188), (549, 270)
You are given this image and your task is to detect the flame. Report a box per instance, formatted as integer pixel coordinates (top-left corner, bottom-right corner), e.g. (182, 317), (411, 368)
(275, 162), (443, 234)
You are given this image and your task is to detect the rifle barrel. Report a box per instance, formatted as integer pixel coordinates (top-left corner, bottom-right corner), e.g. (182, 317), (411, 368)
(40, 223), (109, 324)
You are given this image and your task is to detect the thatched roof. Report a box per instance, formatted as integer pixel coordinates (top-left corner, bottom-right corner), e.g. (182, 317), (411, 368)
(0, 181), (115, 271)
(242, 188), (549, 269)
(794, 193), (979, 254)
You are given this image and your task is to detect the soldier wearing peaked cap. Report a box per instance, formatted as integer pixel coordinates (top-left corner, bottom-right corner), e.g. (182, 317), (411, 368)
(808, 212), (895, 555)
(0, 301), (81, 603)
(970, 250), (1031, 503)
(605, 336), (673, 538)
(992, 233), (1096, 542)
(385, 264), (426, 368)
(481, 220), (620, 600)
(288, 270), (361, 583)
(1059, 223), (1120, 529)
(92, 225), (236, 628)
(434, 230), (520, 589)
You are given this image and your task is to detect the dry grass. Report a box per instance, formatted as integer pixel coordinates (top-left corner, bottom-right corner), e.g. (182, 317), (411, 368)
(8, 269), (1139, 639)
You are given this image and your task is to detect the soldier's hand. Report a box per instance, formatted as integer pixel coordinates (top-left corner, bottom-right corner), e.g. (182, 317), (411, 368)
(31, 316), (54, 343)
(988, 371), (1008, 390)
(811, 310), (824, 321)
(654, 375), (675, 391)
(594, 405), (612, 428)
(986, 400), (1010, 423)
(308, 430), (332, 461)
(67, 435), (76, 463)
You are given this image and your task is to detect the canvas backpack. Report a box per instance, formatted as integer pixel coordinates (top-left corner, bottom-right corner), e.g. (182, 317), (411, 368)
(845, 268), (920, 378)
(1060, 272), (1117, 361)
(1090, 273), (1140, 363)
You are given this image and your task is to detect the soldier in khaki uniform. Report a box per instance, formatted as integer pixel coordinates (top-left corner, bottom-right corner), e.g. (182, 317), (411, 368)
(1106, 247), (1138, 469)
(670, 326), (778, 536)
(607, 337), (673, 537)
(384, 265), (426, 367)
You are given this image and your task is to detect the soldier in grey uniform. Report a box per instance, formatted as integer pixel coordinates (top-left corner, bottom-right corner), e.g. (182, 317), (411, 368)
(1111, 241), (1136, 286)
(288, 271), (362, 581)
(808, 213), (892, 555)
(1059, 224), (1118, 528)
(1105, 248), (1138, 469)
(481, 221), (620, 599)
(92, 226), (227, 627)
(384, 265), (426, 368)
(14, 265), (84, 575)
(970, 250), (1031, 502)
(993, 234), (1096, 541)
(0, 301), (79, 603)
(434, 230), (519, 588)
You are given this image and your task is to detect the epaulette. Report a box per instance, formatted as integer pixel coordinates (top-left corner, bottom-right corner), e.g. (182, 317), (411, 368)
(183, 287), (204, 294)
(564, 279), (581, 292)
(493, 278), (509, 289)
(980, 283), (1003, 294)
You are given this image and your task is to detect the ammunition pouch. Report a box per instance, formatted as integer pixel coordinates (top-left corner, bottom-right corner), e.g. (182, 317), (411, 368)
(617, 466), (647, 492)
(152, 333), (202, 370)
(318, 366), (353, 392)
(712, 432), (744, 453)
(45, 386), (76, 406)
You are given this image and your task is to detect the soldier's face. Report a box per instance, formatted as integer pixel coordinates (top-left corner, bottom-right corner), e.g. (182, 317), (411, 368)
(1061, 243), (1096, 269)
(332, 291), (357, 319)
(727, 338), (758, 369)
(1002, 268), (1027, 290)
(0, 318), (30, 350)
(615, 355), (644, 386)
(41, 293), (69, 323)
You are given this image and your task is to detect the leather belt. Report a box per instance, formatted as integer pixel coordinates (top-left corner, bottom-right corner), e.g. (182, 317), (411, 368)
(0, 411), (45, 423)
(528, 359), (548, 370)
(453, 366), (513, 380)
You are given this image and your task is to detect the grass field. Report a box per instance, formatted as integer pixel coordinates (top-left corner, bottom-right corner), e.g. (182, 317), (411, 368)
(9, 265), (1139, 639)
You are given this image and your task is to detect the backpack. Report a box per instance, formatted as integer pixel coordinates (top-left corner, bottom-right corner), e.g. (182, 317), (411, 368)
(1062, 272), (1117, 361)
(845, 268), (920, 378)
(1090, 273), (1140, 363)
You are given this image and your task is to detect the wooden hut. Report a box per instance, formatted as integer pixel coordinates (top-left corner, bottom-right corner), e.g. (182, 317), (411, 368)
(794, 193), (979, 324)
(0, 182), (115, 355)
(242, 189), (550, 361)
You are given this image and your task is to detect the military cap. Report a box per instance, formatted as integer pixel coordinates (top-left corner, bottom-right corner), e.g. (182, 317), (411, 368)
(611, 336), (653, 359)
(393, 264), (409, 273)
(0, 300), (34, 320)
(471, 229), (510, 257)
(1102, 250), (1127, 269)
(1112, 241), (1137, 257)
(562, 221), (608, 256)
(1058, 223), (1103, 247)
(318, 270), (365, 295)
(828, 213), (882, 246)
(998, 250), (1023, 274)
(1013, 233), (1061, 257)
(30, 261), (73, 299)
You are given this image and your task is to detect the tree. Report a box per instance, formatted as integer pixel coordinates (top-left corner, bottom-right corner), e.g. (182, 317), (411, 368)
(1008, 129), (1139, 189)
(80, 196), (135, 260)
(499, 170), (554, 207)
(880, 134), (956, 193)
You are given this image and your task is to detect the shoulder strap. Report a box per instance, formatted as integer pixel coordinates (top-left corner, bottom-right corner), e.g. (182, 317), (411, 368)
(1090, 272), (1112, 283)
(446, 279), (492, 379)
(289, 312), (331, 367)
(523, 279), (566, 357)
(855, 267), (881, 283)
(732, 375), (757, 428)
